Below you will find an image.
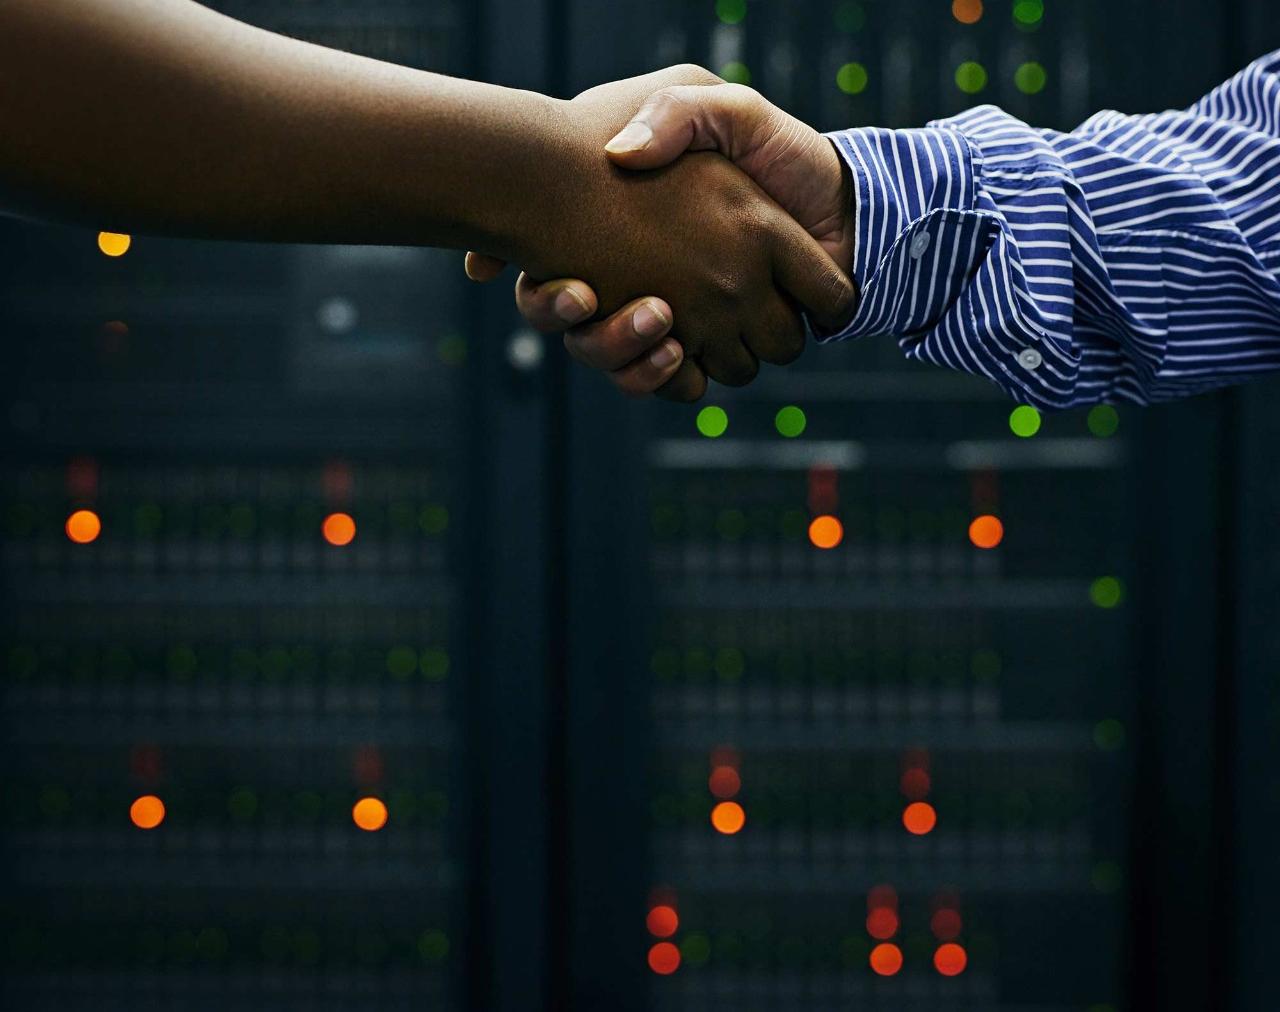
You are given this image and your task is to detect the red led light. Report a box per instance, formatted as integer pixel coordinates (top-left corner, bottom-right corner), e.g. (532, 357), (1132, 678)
(869, 942), (903, 976)
(646, 905), (679, 938)
(708, 765), (741, 799)
(934, 942), (968, 976)
(867, 884), (898, 910)
(900, 767), (931, 799)
(866, 907), (899, 940)
(648, 941), (680, 975)
(930, 908), (963, 941)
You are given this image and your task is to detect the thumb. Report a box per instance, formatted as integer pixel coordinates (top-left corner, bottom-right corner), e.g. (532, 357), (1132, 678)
(604, 83), (766, 170)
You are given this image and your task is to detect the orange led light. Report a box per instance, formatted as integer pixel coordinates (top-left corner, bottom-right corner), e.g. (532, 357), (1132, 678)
(952, 0), (983, 23)
(710, 800), (746, 835)
(968, 514), (1004, 549)
(352, 796), (388, 831)
(866, 907), (899, 940)
(869, 942), (903, 976)
(646, 905), (679, 938)
(130, 794), (165, 830)
(808, 514), (844, 549)
(322, 511), (356, 546)
(708, 765), (741, 799)
(65, 509), (102, 544)
(931, 908), (963, 941)
(903, 801), (938, 835)
(648, 941), (681, 975)
(934, 942), (968, 976)
(900, 767), (931, 799)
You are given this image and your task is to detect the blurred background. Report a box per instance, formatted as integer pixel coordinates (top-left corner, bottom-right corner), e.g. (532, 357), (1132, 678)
(3, 0), (1280, 1010)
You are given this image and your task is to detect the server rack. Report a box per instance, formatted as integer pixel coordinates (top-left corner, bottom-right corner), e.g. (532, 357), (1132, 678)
(1, 2), (1276, 1011)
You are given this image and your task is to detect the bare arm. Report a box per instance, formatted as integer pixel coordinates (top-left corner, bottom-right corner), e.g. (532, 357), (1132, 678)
(0, 0), (561, 258)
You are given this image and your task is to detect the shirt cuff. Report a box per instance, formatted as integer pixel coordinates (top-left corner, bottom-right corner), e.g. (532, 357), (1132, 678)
(818, 122), (1081, 408)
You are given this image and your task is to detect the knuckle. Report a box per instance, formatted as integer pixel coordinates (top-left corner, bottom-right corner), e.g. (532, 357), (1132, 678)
(670, 63), (722, 86)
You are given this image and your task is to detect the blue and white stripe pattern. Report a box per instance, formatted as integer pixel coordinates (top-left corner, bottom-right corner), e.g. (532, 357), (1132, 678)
(824, 50), (1280, 408)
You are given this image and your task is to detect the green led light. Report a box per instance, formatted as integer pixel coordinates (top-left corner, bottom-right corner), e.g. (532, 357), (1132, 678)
(1015, 61), (1047, 95)
(1090, 576), (1124, 609)
(1008, 404), (1041, 437)
(775, 404), (808, 437)
(418, 930), (450, 964)
(419, 504), (449, 535)
(719, 61), (751, 85)
(1013, 0), (1045, 25)
(419, 647), (450, 681)
(1091, 860), (1122, 894)
(1093, 718), (1126, 751)
(228, 787), (258, 822)
(716, 508), (747, 540)
(696, 405), (729, 438)
(681, 932), (712, 965)
(1087, 403), (1119, 438)
(836, 62), (869, 95)
(955, 61), (988, 95)
(436, 333), (466, 366)
(386, 646), (417, 680)
(834, 0), (866, 32)
(716, 0), (747, 24)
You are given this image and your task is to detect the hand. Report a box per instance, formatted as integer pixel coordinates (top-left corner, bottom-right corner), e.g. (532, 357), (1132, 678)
(467, 66), (855, 400)
(468, 69), (854, 397)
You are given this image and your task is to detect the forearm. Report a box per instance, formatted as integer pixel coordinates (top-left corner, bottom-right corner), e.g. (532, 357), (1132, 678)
(0, 0), (566, 257)
(823, 49), (1280, 408)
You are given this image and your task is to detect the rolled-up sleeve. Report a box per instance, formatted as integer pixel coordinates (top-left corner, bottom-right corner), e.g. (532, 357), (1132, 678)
(822, 49), (1280, 409)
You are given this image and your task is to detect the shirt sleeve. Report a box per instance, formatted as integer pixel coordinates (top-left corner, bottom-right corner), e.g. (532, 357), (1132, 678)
(821, 50), (1280, 408)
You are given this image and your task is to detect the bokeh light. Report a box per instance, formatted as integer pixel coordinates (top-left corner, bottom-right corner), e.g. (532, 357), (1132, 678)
(1009, 404), (1041, 437)
(65, 509), (102, 544)
(130, 794), (165, 830)
(931, 908), (963, 940)
(322, 512), (356, 546)
(648, 941), (680, 975)
(710, 800), (746, 835)
(934, 942), (968, 976)
(1088, 403), (1120, 438)
(696, 405), (729, 438)
(900, 767), (931, 799)
(775, 405), (807, 437)
(715, 0), (746, 24)
(869, 942), (903, 976)
(708, 765), (741, 799)
(952, 0), (983, 24)
(1093, 717), (1126, 751)
(646, 905), (679, 938)
(903, 801), (938, 835)
(1090, 576), (1124, 609)
(719, 61), (751, 85)
(808, 515), (844, 549)
(97, 232), (131, 257)
(837, 62), (869, 95)
(955, 61), (988, 94)
(867, 884), (898, 910)
(866, 907), (899, 940)
(968, 514), (1004, 549)
(1015, 61), (1048, 94)
(352, 796), (388, 831)
(1013, 0), (1044, 25)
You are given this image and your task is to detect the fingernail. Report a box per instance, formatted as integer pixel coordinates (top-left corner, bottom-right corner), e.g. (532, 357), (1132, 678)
(554, 287), (591, 323)
(648, 339), (681, 370)
(605, 120), (654, 154)
(633, 300), (670, 338)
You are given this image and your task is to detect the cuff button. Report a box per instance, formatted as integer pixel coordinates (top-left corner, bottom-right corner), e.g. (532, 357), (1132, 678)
(1018, 348), (1043, 370)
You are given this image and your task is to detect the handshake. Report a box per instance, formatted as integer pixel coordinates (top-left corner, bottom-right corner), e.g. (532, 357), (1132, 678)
(464, 65), (857, 402)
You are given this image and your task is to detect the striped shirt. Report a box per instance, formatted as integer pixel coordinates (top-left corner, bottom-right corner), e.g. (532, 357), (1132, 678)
(823, 50), (1280, 408)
